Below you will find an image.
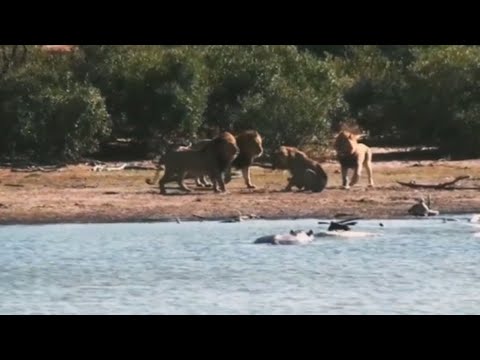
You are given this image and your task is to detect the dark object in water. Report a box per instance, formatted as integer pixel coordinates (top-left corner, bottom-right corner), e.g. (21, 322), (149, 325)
(291, 230), (314, 237)
(254, 230), (314, 245)
(318, 218), (362, 232)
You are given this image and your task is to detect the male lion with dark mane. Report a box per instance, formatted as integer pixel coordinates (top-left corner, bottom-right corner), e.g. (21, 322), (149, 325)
(190, 130), (264, 189)
(271, 146), (328, 193)
(334, 130), (374, 189)
(146, 132), (239, 195)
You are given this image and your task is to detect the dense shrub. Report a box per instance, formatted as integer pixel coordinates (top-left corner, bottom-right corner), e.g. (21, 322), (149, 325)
(3, 45), (480, 163)
(199, 45), (345, 151)
(403, 46), (480, 156)
(85, 45), (208, 144)
(0, 50), (111, 161)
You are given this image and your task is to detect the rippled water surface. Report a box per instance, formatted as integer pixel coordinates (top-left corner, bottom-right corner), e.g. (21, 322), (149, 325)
(1, 216), (480, 314)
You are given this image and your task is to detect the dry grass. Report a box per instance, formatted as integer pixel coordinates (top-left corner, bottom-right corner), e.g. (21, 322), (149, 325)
(2, 157), (480, 225)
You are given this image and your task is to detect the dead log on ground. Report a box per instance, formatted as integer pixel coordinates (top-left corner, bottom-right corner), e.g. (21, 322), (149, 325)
(396, 176), (473, 190)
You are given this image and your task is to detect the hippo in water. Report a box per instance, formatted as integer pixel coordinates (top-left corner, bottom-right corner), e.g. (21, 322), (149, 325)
(254, 230), (315, 245)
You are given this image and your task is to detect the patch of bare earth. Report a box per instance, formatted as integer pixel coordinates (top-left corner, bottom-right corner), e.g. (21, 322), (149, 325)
(1, 152), (480, 224)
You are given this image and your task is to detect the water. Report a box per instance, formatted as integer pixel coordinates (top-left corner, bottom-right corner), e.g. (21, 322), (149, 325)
(1, 216), (480, 315)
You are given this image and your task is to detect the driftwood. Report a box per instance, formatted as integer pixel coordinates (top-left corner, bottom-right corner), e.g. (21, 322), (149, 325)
(4, 183), (24, 187)
(91, 163), (158, 172)
(124, 165), (158, 171)
(10, 165), (66, 173)
(396, 176), (472, 190)
(92, 164), (127, 172)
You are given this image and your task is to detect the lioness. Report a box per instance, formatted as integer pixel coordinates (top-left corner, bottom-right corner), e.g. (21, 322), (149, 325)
(334, 131), (374, 189)
(271, 146), (328, 193)
(146, 132), (239, 194)
(170, 140), (213, 188)
(191, 130), (264, 189)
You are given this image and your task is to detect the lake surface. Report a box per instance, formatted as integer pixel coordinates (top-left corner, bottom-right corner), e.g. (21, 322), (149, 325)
(1, 216), (480, 315)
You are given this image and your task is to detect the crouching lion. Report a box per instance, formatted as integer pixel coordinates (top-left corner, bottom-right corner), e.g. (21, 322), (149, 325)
(146, 132), (239, 195)
(271, 146), (328, 193)
(191, 130), (264, 189)
(334, 131), (374, 189)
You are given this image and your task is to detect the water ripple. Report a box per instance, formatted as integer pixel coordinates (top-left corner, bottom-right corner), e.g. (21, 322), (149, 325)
(1, 217), (479, 314)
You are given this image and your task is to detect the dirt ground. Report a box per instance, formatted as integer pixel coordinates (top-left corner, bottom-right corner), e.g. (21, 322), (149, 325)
(2, 149), (480, 225)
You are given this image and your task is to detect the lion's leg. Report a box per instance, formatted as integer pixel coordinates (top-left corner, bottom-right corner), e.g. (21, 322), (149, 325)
(195, 176), (205, 187)
(224, 166), (232, 184)
(284, 176), (297, 192)
(350, 166), (362, 187)
(159, 170), (174, 195)
(350, 153), (365, 187)
(145, 168), (161, 185)
(365, 164), (374, 187)
(201, 175), (212, 187)
(178, 171), (192, 193)
(209, 170), (225, 193)
(341, 166), (350, 189)
(195, 175), (211, 188)
(217, 171), (227, 193)
(242, 167), (256, 189)
(365, 151), (374, 187)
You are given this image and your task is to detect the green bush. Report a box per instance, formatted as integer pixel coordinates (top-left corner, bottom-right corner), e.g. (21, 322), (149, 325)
(326, 45), (480, 156)
(0, 50), (112, 161)
(3, 45), (480, 163)
(86, 45), (209, 145)
(391, 46), (480, 155)
(200, 45), (345, 151)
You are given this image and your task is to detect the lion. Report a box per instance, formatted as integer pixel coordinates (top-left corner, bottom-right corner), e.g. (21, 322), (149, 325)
(334, 131), (374, 189)
(271, 146), (328, 193)
(146, 132), (239, 195)
(170, 140), (214, 188)
(187, 139), (216, 188)
(190, 130), (264, 189)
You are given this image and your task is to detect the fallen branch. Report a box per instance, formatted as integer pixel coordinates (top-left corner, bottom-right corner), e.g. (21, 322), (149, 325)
(124, 165), (157, 171)
(11, 165), (66, 173)
(91, 163), (158, 172)
(396, 176), (472, 190)
(4, 183), (24, 187)
(92, 164), (127, 172)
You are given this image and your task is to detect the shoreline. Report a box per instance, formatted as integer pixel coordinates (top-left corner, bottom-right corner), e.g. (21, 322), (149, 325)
(1, 210), (478, 227)
(2, 158), (480, 227)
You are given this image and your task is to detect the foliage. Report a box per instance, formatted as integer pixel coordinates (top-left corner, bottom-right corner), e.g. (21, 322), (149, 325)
(3, 45), (480, 162)
(0, 49), (111, 161)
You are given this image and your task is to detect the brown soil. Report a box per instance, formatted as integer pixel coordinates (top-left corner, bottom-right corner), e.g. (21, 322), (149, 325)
(1, 153), (480, 225)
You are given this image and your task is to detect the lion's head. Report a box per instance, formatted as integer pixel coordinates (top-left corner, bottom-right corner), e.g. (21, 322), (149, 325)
(271, 146), (294, 170)
(334, 131), (365, 157)
(236, 130), (263, 158)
